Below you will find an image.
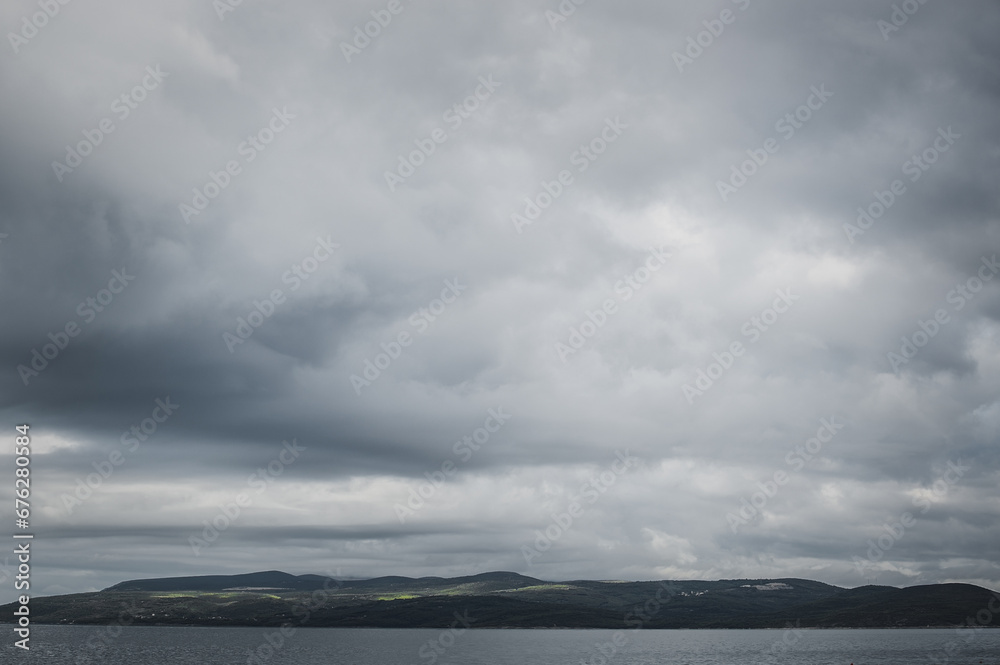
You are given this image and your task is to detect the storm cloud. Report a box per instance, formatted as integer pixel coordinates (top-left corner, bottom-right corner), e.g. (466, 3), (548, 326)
(1, 0), (998, 602)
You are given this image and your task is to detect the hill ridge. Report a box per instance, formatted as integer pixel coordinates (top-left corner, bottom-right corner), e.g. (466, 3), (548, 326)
(8, 571), (996, 629)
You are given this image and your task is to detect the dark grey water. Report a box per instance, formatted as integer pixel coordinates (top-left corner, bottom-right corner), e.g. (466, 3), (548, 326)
(3, 626), (999, 664)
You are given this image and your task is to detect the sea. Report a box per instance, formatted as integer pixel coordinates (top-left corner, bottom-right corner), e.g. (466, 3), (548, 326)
(3, 626), (998, 664)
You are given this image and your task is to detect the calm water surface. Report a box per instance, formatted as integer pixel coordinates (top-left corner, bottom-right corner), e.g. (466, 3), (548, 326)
(3, 626), (999, 664)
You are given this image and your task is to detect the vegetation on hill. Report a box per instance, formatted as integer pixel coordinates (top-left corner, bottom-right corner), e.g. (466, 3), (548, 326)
(4, 571), (997, 629)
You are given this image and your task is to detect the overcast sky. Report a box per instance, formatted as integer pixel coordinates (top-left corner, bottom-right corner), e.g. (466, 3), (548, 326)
(1, 0), (998, 603)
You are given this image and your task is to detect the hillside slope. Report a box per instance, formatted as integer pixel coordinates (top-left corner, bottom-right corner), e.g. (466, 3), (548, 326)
(5, 571), (997, 629)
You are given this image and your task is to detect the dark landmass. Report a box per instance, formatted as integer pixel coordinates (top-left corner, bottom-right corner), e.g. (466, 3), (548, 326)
(5, 570), (998, 629)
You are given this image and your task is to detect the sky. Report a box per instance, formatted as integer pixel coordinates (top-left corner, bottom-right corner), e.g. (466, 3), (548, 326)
(1, 0), (998, 603)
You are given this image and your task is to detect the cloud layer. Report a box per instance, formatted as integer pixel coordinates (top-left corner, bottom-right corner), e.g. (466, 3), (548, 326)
(1, 0), (998, 601)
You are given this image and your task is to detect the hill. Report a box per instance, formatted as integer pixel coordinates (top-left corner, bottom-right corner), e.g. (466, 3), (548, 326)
(5, 571), (998, 629)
